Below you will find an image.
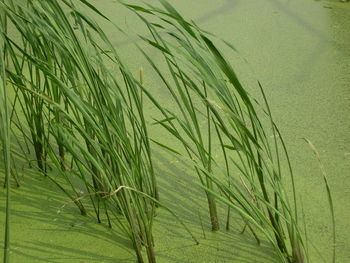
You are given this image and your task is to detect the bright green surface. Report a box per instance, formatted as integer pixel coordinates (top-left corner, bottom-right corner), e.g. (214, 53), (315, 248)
(1, 0), (350, 262)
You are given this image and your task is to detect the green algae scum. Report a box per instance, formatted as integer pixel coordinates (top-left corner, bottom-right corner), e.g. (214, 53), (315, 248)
(1, 0), (349, 262)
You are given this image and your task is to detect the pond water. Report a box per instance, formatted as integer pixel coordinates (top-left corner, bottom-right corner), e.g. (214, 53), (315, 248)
(1, 0), (349, 262)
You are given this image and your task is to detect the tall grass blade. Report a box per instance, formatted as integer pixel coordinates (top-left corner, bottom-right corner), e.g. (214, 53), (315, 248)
(303, 138), (336, 263)
(0, 3), (11, 261)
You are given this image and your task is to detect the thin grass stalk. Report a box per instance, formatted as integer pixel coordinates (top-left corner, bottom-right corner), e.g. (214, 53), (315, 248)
(0, 3), (11, 261)
(303, 138), (336, 263)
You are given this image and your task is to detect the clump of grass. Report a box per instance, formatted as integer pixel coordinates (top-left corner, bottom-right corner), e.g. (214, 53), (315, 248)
(124, 1), (310, 262)
(1, 1), (199, 262)
(1, 1), (337, 263)
(122, 3), (221, 231)
(4, 0), (87, 215)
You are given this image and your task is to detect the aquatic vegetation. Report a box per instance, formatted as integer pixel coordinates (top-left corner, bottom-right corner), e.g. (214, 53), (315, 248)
(1, 0), (164, 262)
(0, 0), (336, 263)
(124, 1), (331, 262)
(0, 5), (11, 262)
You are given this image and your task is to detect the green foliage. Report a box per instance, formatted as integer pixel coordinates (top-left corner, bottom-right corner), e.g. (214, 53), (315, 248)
(1, 0), (164, 262)
(0, 3), (11, 262)
(0, 1), (336, 263)
(125, 1), (309, 262)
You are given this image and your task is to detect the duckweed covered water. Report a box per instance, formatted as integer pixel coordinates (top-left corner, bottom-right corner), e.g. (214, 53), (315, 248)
(1, 0), (349, 262)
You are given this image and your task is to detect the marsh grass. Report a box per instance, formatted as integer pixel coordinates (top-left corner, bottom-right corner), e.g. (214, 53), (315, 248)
(140, 44), (221, 231)
(0, 3), (12, 262)
(0, 0), (168, 262)
(303, 138), (336, 263)
(1, 1), (336, 263)
(123, 1), (316, 262)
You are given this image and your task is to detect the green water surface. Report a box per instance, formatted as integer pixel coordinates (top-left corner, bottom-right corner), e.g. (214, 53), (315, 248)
(1, 0), (349, 262)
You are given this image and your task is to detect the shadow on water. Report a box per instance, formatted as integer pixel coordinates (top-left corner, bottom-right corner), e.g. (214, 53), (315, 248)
(0, 169), (134, 262)
(12, 241), (134, 263)
(195, 0), (237, 24)
(267, 0), (348, 50)
(1, 154), (277, 263)
(111, 0), (237, 48)
(264, 0), (349, 84)
(154, 209), (277, 263)
(151, 150), (278, 263)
